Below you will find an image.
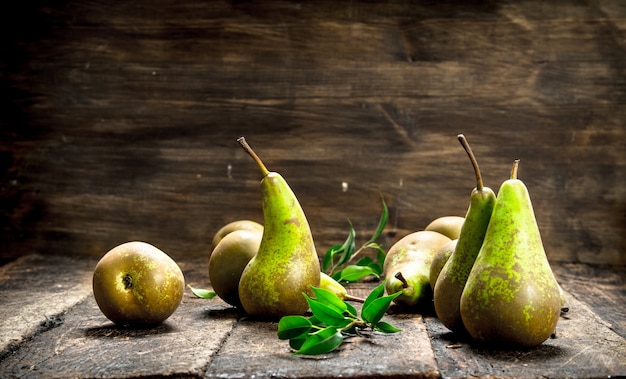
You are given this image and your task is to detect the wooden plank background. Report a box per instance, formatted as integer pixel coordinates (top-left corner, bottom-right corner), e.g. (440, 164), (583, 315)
(1, 0), (624, 265)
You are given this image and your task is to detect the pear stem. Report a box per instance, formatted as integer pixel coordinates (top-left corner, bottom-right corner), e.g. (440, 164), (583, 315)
(511, 159), (520, 180)
(344, 294), (366, 303)
(237, 137), (270, 177)
(457, 134), (484, 191)
(395, 272), (409, 288)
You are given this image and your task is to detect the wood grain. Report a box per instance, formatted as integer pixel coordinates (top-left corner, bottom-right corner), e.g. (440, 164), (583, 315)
(1, 1), (625, 266)
(0, 255), (624, 378)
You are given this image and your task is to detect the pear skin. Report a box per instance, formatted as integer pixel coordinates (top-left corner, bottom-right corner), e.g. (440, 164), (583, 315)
(425, 216), (465, 240)
(434, 134), (496, 334)
(429, 239), (457, 290)
(383, 231), (451, 310)
(212, 220), (264, 248)
(209, 229), (262, 307)
(237, 137), (320, 319)
(460, 160), (562, 347)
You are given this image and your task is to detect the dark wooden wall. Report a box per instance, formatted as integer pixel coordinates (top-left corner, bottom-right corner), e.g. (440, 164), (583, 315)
(1, 0), (624, 266)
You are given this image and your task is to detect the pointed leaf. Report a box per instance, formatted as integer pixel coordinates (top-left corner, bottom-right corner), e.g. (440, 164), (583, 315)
(362, 291), (402, 325)
(295, 326), (343, 355)
(187, 285), (217, 299)
(377, 249), (387, 266)
(277, 316), (312, 340)
(310, 286), (347, 313)
(363, 282), (386, 311)
(305, 295), (352, 328)
(335, 222), (356, 267)
(335, 265), (378, 283)
(345, 302), (358, 318)
(367, 197), (389, 243)
(355, 256), (374, 266)
(374, 321), (402, 334)
(323, 244), (343, 272)
(289, 334), (307, 351)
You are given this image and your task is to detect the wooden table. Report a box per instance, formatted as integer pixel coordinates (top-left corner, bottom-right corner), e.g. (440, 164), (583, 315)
(1, 254), (624, 378)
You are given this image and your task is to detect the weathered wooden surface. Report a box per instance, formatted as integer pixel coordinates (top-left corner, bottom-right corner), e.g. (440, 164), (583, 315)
(0, 255), (624, 378)
(1, 0), (625, 267)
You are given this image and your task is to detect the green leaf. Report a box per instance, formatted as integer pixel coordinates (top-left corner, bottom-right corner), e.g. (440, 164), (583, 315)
(366, 196), (389, 244)
(361, 291), (402, 326)
(294, 326), (343, 355)
(322, 244), (343, 273)
(335, 222), (356, 267)
(376, 249), (387, 268)
(310, 287), (347, 313)
(334, 265), (378, 283)
(277, 316), (312, 340)
(187, 285), (217, 299)
(355, 256), (374, 266)
(374, 321), (402, 334)
(363, 282), (386, 311)
(345, 302), (358, 318)
(289, 334), (307, 350)
(305, 295), (352, 328)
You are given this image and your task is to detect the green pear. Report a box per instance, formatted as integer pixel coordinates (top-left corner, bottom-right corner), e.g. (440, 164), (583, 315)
(212, 220), (264, 248)
(429, 239), (457, 290)
(434, 134), (496, 334)
(383, 231), (451, 310)
(237, 137), (320, 319)
(319, 272), (365, 303)
(209, 229), (262, 307)
(460, 160), (562, 347)
(425, 216), (465, 240)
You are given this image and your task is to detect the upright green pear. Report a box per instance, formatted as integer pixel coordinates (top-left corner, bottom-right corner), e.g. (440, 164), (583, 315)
(237, 137), (320, 319)
(460, 160), (561, 347)
(434, 134), (496, 334)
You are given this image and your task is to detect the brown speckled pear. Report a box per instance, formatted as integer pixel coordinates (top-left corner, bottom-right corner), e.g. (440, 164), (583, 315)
(236, 137), (320, 319)
(434, 134), (496, 334)
(460, 160), (561, 347)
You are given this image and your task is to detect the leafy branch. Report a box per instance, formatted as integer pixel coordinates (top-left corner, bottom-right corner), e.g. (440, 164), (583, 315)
(277, 282), (401, 355)
(322, 196), (389, 283)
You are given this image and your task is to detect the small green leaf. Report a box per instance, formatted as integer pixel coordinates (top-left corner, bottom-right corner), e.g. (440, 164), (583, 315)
(374, 321), (402, 334)
(289, 334), (308, 350)
(335, 265), (378, 283)
(355, 256), (374, 266)
(335, 222), (356, 267)
(305, 295), (352, 328)
(323, 244), (343, 272)
(345, 302), (358, 318)
(362, 291), (402, 326)
(295, 326), (343, 355)
(376, 249), (387, 269)
(277, 316), (312, 340)
(310, 287), (347, 313)
(187, 285), (217, 299)
(363, 282), (386, 311)
(367, 196), (389, 244)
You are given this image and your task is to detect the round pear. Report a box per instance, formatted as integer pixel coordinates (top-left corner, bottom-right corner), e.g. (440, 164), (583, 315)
(429, 239), (457, 290)
(425, 216), (465, 240)
(212, 220), (264, 248)
(209, 229), (262, 307)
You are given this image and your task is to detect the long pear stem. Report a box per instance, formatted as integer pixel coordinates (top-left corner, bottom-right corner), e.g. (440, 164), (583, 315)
(511, 159), (520, 180)
(237, 137), (270, 177)
(344, 294), (366, 303)
(457, 134), (484, 191)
